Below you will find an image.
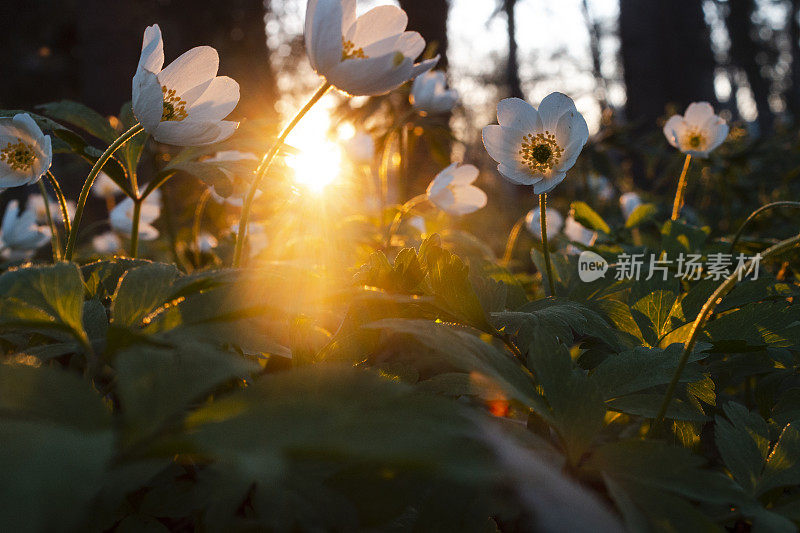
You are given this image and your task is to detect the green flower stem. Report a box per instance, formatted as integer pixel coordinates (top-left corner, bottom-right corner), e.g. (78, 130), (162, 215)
(65, 122), (144, 260)
(37, 180), (60, 262)
(501, 214), (527, 266)
(653, 232), (800, 429)
(192, 189), (212, 264)
(233, 82), (331, 267)
(729, 201), (800, 253)
(385, 194), (427, 248)
(670, 154), (692, 221)
(130, 199), (142, 258)
(45, 171), (71, 236)
(141, 170), (176, 200)
(539, 194), (556, 297)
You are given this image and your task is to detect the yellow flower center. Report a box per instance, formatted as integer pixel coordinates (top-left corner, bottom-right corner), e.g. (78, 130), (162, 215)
(0, 140), (36, 172)
(342, 39), (367, 60)
(519, 131), (563, 173)
(161, 86), (188, 122)
(683, 129), (705, 150)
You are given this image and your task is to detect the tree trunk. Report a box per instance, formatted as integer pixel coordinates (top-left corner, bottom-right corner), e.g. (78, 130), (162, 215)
(504, 0), (524, 99)
(788, 0), (800, 121)
(619, 0), (717, 127)
(581, 0), (608, 111)
(727, 0), (774, 132)
(398, 0), (449, 69)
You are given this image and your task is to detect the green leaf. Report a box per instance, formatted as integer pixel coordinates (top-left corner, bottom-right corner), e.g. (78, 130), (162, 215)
(714, 402), (770, 494)
(571, 201), (611, 234)
(591, 344), (706, 400)
(758, 420), (800, 495)
(526, 336), (606, 464)
(111, 263), (181, 328)
(164, 160), (233, 198)
(0, 365), (113, 532)
(630, 290), (678, 347)
(625, 203), (657, 228)
(0, 263), (87, 345)
(366, 319), (548, 417)
(115, 341), (259, 444)
(37, 100), (118, 144)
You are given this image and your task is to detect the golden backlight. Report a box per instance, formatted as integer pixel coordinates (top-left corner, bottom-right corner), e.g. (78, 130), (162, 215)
(285, 95), (342, 194)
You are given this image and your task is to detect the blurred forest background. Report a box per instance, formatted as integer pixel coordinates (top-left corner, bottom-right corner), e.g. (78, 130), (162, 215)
(1, 0), (799, 247)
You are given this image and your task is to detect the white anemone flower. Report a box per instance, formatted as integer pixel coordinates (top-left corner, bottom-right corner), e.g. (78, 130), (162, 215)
(0, 200), (51, 260)
(92, 231), (122, 255)
(563, 215), (595, 254)
(92, 172), (123, 198)
(525, 207), (564, 241)
(205, 150), (260, 206)
(0, 113), (52, 189)
(344, 132), (375, 165)
(132, 24), (240, 146)
(411, 71), (458, 114)
(27, 194), (76, 225)
(663, 102), (728, 158)
(196, 232), (219, 253)
(109, 196), (161, 240)
(426, 163), (487, 216)
(587, 174), (614, 202)
(483, 94), (589, 194)
(620, 192), (643, 220)
(304, 0), (439, 96)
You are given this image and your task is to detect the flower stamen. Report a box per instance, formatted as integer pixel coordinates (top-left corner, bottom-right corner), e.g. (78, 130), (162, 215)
(342, 39), (367, 60)
(0, 140), (36, 172)
(161, 86), (188, 122)
(682, 129), (706, 150)
(519, 131), (563, 173)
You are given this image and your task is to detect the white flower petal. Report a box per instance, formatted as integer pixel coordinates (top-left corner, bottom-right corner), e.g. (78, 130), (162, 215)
(684, 102), (714, 126)
(153, 120), (224, 146)
(394, 31), (425, 59)
(306, 0), (344, 73)
(449, 185), (487, 215)
(186, 76), (240, 121)
(132, 68), (165, 133)
(533, 171), (568, 194)
(158, 46), (219, 94)
(497, 163), (539, 186)
(327, 53), (412, 96)
(538, 92), (578, 131)
(662, 115), (685, 149)
(482, 125), (525, 169)
(450, 164), (479, 185)
(350, 5), (408, 49)
(138, 24), (164, 74)
(708, 122), (729, 152)
(497, 98), (542, 133)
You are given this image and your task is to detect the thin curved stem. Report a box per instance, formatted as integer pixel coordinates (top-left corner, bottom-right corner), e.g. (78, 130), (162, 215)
(37, 180), (60, 262)
(130, 199), (142, 258)
(729, 201), (800, 253)
(386, 194), (427, 248)
(670, 154), (692, 221)
(653, 232), (800, 429)
(501, 215), (527, 266)
(233, 82), (331, 267)
(45, 171), (71, 236)
(141, 170), (176, 200)
(65, 123), (144, 260)
(539, 194), (556, 297)
(192, 189), (211, 264)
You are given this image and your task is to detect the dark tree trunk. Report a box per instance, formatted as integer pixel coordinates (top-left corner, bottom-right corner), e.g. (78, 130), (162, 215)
(504, 0), (524, 99)
(788, 0), (800, 121)
(619, 0), (717, 127)
(398, 0), (449, 69)
(727, 0), (774, 132)
(581, 0), (608, 111)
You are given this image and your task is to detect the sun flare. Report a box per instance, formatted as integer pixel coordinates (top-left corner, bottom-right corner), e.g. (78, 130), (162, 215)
(285, 95), (342, 194)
